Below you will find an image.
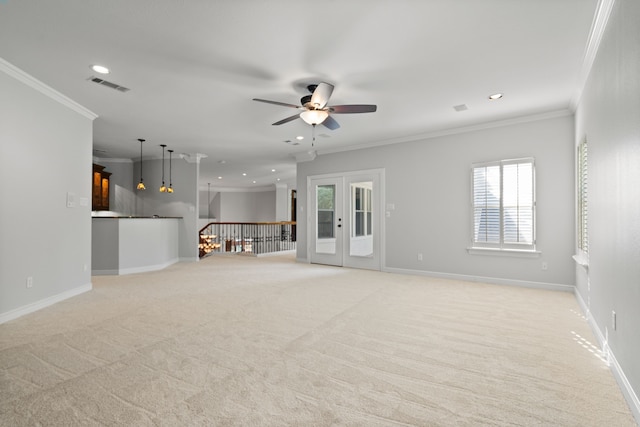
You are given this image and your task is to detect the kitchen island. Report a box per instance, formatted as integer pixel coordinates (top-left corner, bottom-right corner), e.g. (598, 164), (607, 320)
(91, 216), (180, 275)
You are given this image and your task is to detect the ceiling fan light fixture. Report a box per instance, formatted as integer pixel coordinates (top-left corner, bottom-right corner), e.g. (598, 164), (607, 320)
(300, 109), (329, 125)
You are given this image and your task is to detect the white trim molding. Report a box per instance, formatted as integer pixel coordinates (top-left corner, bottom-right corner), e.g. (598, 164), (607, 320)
(570, 0), (617, 109)
(316, 110), (572, 157)
(574, 289), (640, 424)
(93, 258), (181, 276)
(179, 153), (208, 164)
(0, 57), (98, 120)
(0, 283), (93, 324)
(383, 267), (574, 293)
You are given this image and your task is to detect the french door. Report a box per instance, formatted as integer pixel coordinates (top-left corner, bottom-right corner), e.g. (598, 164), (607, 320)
(308, 170), (382, 270)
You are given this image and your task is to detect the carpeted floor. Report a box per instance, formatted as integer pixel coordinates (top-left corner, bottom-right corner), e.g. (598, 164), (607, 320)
(0, 254), (636, 426)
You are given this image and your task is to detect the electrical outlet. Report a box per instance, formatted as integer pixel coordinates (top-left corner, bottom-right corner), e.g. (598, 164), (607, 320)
(26, 276), (33, 288)
(541, 261), (548, 270)
(417, 253), (423, 261)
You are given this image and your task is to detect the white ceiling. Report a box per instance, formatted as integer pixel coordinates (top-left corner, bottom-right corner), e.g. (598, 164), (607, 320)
(0, 0), (598, 189)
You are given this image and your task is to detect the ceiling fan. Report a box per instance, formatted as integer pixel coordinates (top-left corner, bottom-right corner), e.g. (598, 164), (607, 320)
(252, 82), (377, 131)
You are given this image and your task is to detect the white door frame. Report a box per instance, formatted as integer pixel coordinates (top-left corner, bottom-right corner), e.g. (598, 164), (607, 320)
(307, 168), (385, 270)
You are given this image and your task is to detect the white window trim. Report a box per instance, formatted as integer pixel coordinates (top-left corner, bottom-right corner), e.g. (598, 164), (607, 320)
(470, 157), (537, 254)
(467, 247), (541, 258)
(574, 138), (589, 269)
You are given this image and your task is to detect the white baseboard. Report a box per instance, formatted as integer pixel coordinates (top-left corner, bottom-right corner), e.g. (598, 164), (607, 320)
(382, 267), (574, 292)
(118, 258), (180, 275)
(91, 269), (120, 276)
(92, 258), (180, 276)
(0, 282), (93, 324)
(255, 250), (297, 258)
(574, 289), (640, 424)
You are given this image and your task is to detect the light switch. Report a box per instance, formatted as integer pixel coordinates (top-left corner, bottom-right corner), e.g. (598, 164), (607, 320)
(66, 192), (76, 208)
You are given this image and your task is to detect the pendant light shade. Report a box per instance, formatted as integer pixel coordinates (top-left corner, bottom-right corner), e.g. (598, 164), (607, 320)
(167, 149), (174, 193)
(136, 138), (146, 190)
(159, 144), (167, 193)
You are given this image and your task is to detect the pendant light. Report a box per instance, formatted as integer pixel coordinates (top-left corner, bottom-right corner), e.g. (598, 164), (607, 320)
(136, 138), (146, 190)
(167, 149), (174, 193)
(159, 144), (167, 192)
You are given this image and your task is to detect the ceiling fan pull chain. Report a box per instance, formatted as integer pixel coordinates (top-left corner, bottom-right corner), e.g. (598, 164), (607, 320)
(312, 124), (316, 146)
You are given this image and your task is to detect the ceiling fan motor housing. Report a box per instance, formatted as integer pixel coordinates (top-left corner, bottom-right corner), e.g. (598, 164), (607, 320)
(301, 95), (314, 109)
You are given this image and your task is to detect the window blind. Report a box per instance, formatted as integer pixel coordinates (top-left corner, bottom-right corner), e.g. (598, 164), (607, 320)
(578, 140), (588, 253)
(472, 158), (535, 250)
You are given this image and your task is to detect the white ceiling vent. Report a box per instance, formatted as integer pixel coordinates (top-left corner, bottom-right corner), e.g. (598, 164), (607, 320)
(453, 104), (468, 112)
(88, 76), (130, 92)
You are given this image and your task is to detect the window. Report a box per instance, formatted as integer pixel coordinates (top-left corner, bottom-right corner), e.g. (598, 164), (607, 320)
(352, 184), (372, 237)
(577, 139), (588, 253)
(317, 185), (335, 239)
(472, 158), (535, 251)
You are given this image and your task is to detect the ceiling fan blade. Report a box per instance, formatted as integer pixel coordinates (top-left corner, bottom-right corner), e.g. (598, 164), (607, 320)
(329, 104), (377, 114)
(253, 98), (301, 109)
(322, 115), (340, 130)
(272, 114), (301, 126)
(310, 82), (334, 109)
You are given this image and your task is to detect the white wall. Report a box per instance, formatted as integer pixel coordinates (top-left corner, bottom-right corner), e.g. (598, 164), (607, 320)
(198, 189), (219, 220)
(132, 156), (200, 261)
(275, 183), (289, 221)
(218, 191), (276, 222)
(0, 60), (95, 321)
(574, 0), (640, 416)
(297, 114), (575, 289)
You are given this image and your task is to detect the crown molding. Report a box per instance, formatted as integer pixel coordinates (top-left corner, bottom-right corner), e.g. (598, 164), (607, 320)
(292, 150), (317, 163)
(0, 57), (98, 120)
(315, 109), (572, 157)
(93, 156), (133, 164)
(180, 153), (208, 164)
(570, 0), (616, 110)
(200, 185), (276, 193)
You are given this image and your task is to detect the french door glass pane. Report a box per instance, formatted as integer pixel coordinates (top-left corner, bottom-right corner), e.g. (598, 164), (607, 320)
(317, 185), (335, 239)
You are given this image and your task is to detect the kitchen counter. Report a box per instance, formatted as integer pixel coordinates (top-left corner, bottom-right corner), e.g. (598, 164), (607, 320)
(92, 217), (181, 275)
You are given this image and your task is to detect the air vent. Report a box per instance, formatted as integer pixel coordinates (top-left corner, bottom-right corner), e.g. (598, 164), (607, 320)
(453, 104), (468, 112)
(88, 76), (130, 92)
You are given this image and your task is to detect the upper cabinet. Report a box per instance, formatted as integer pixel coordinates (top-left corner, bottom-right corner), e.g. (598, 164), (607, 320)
(92, 164), (111, 211)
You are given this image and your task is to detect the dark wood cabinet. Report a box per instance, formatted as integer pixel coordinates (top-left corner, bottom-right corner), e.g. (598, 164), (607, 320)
(92, 164), (112, 211)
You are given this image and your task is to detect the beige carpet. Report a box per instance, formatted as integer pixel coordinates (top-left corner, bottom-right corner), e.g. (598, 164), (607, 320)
(0, 254), (635, 426)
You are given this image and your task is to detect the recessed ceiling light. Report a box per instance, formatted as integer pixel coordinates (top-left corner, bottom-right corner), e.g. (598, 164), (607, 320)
(277, 178), (281, 181)
(217, 176), (222, 179)
(218, 160), (226, 164)
(489, 93), (503, 100)
(242, 173), (247, 176)
(271, 169), (276, 172)
(296, 136), (304, 140)
(91, 64), (110, 74)
(252, 180), (257, 184)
